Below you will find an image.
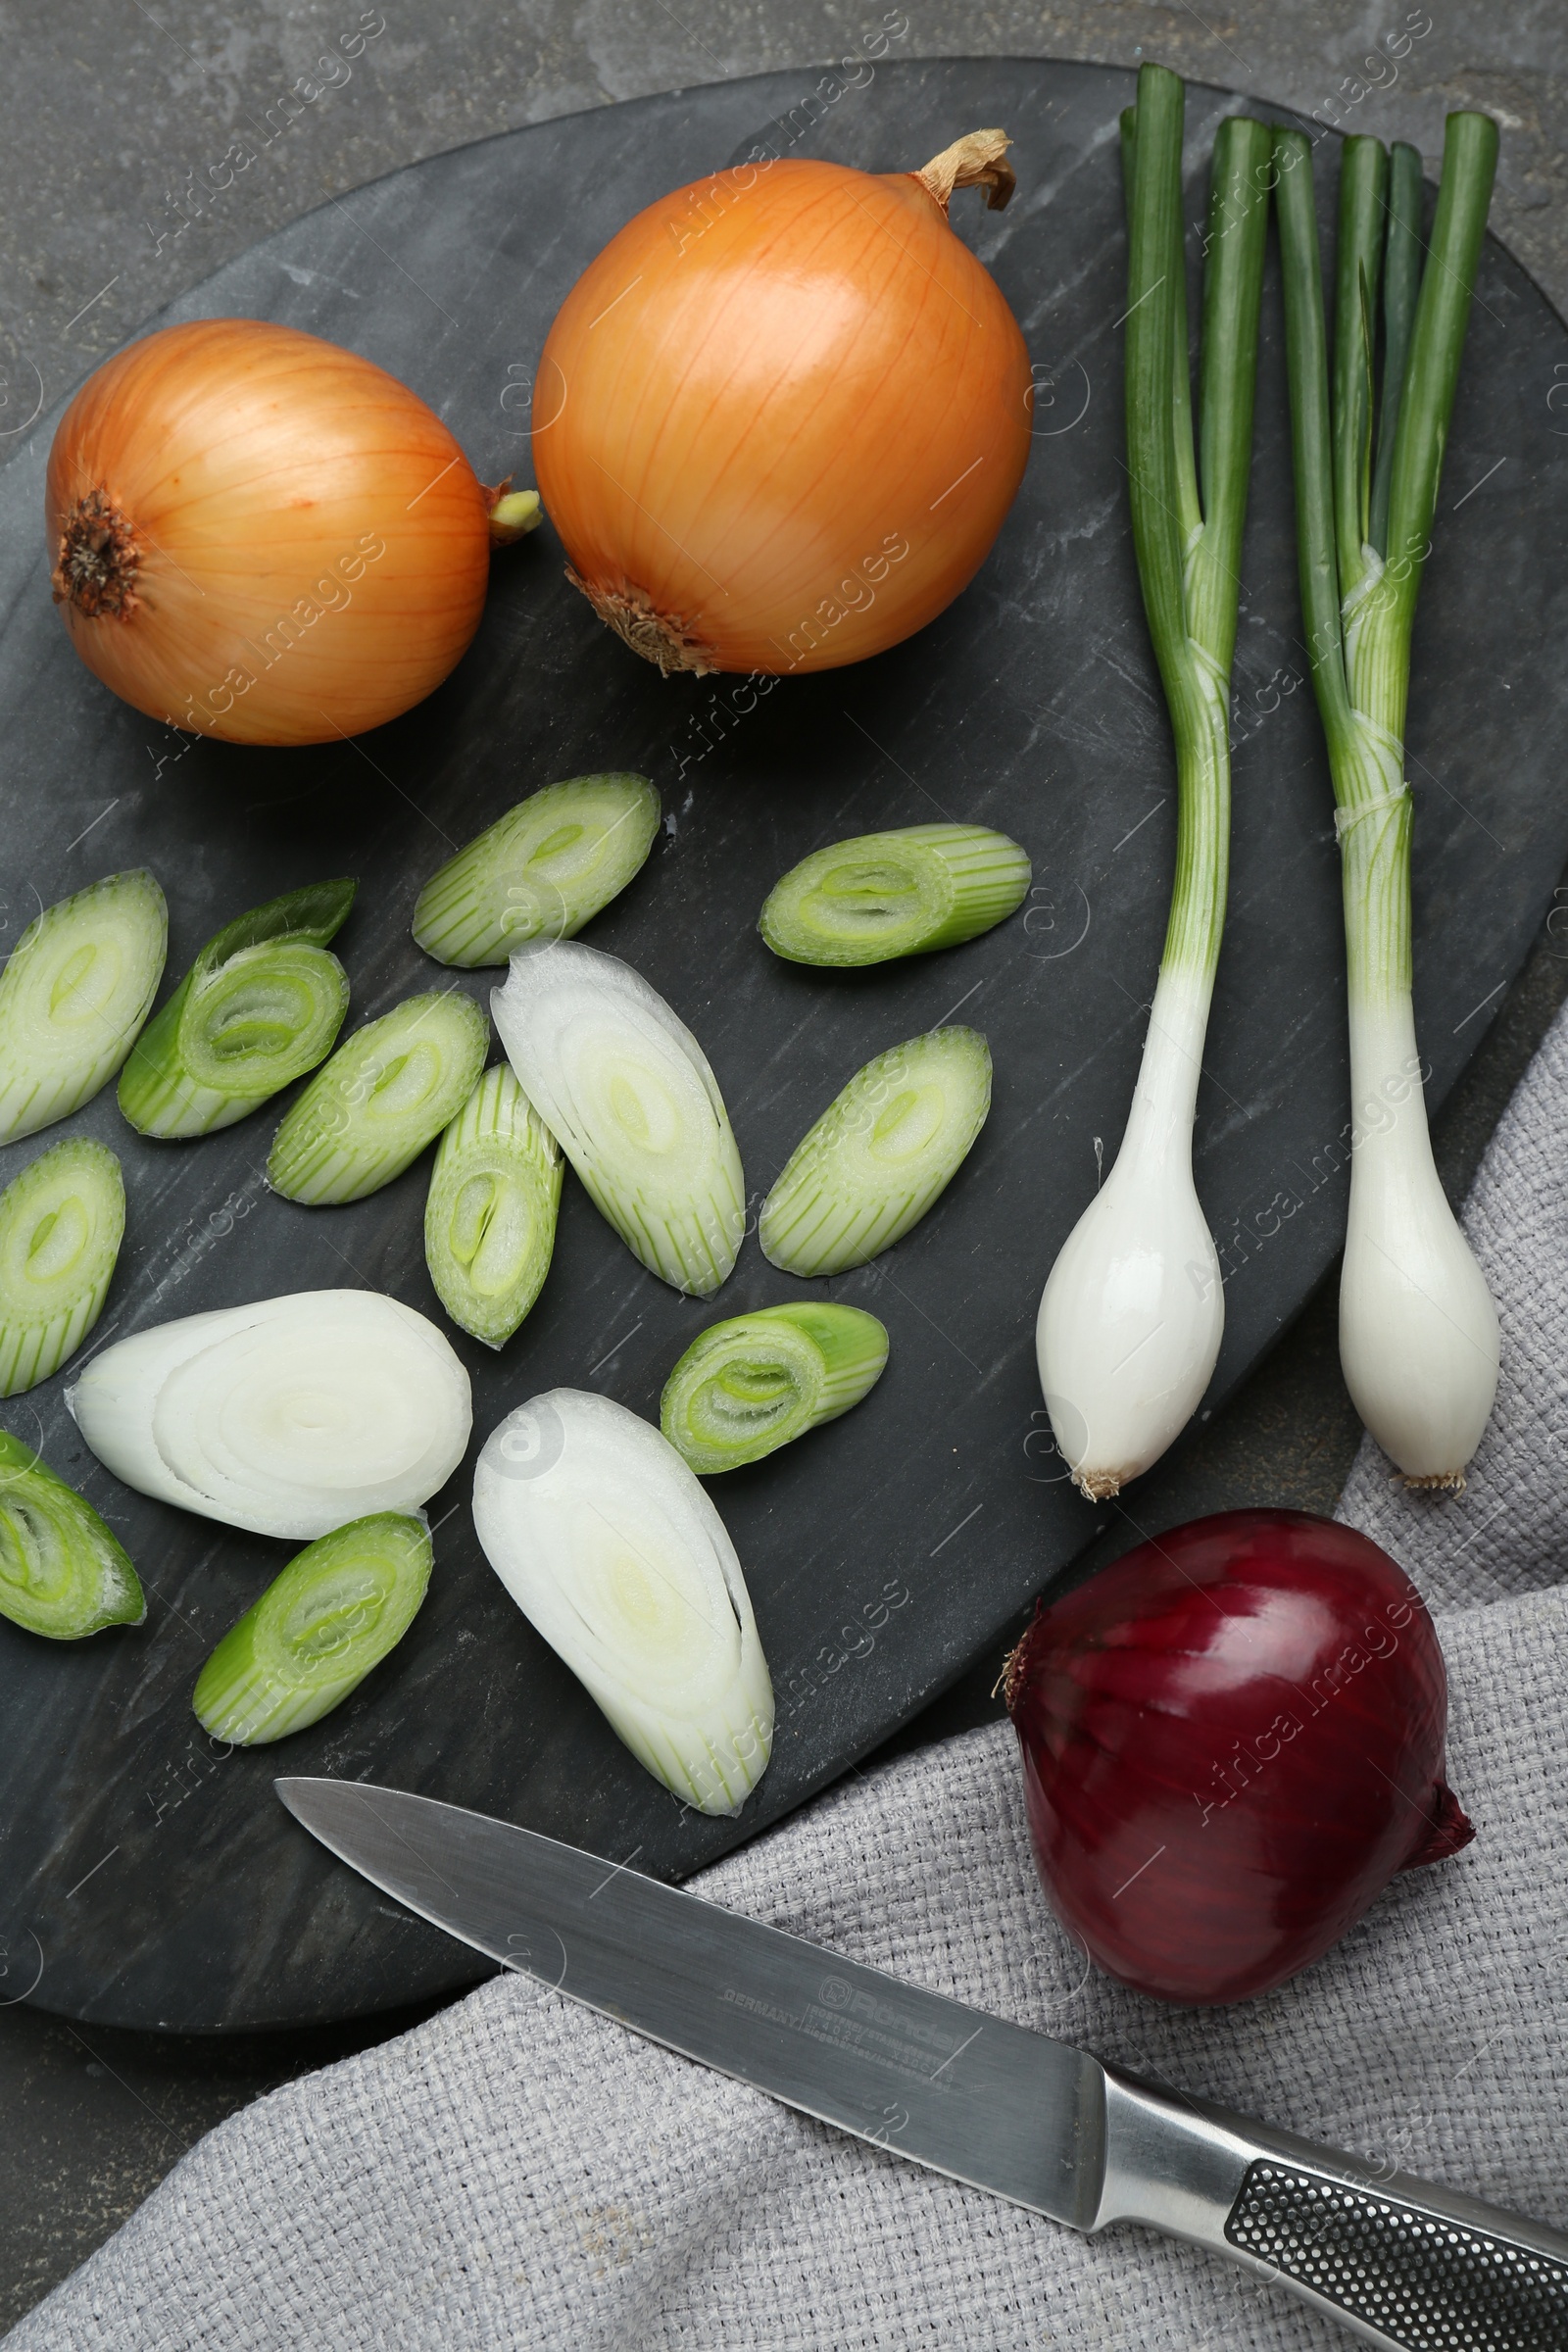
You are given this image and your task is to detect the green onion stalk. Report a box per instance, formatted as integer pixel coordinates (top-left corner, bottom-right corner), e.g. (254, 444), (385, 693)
(1274, 114), (1500, 1488)
(1037, 67), (1270, 1499)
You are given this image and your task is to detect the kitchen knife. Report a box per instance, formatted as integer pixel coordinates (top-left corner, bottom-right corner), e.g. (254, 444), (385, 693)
(276, 1776), (1567, 2351)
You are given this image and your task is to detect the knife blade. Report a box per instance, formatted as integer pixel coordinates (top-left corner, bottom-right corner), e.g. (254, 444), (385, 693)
(277, 1776), (1568, 2352)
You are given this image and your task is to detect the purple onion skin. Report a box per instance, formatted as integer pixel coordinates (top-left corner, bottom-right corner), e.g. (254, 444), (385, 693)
(1004, 1509), (1474, 2006)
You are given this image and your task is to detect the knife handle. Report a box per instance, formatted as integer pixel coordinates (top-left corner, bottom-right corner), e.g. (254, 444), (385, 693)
(1092, 2063), (1568, 2350)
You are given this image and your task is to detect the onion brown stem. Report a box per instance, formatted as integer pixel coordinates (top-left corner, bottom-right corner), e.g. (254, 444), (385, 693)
(913, 129), (1015, 215)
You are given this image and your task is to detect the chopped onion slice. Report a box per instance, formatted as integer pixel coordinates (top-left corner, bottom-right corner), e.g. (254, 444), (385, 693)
(193, 1510), (433, 1744)
(0, 1430), (144, 1639)
(414, 773), (661, 965)
(0, 1137), (124, 1396)
(760, 1027), (992, 1277)
(661, 1302), (888, 1474)
(268, 987), (489, 1204)
(0, 869), (167, 1143)
(67, 1289), (471, 1539)
(760, 824), (1031, 966)
(492, 940), (745, 1298)
(119, 878), (354, 1138)
(472, 1389), (773, 1816)
(424, 1063), (563, 1347)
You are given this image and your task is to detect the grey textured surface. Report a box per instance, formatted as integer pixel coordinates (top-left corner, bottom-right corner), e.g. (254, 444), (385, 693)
(2, 0), (1566, 2328)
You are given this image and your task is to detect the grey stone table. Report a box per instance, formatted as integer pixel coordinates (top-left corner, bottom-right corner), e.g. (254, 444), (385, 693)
(2, 0), (1565, 2327)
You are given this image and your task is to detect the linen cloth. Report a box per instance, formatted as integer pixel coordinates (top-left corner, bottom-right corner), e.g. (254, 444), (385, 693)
(12, 1009), (1568, 2350)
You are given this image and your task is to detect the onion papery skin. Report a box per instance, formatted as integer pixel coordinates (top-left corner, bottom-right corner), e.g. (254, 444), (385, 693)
(46, 320), (495, 746)
(1005, 1509), (1474, 2006)
(533, 157), (1032, 676)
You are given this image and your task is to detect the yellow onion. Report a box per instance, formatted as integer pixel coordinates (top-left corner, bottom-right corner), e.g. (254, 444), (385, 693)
(533, 131), (1032, 677)
(46, 319), (540, 747)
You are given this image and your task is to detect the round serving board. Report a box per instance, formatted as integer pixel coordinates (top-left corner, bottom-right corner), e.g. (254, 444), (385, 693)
(1, 58), (1565, 2030)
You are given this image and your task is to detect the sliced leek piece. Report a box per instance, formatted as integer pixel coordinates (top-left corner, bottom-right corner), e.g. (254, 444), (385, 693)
(661, 1301), (888, 1474)
(424, 1063), (563, 1348)
(414, 773), (661, 965)
(0, 1430), (144, 1639)
(268, 988), (489, 1205)
(760, 823), (1031, 966)
(0, 1138), (124, 1396)
(0, 869), (167, 1143)
(119, 877), (354, 1138)
(760, 1027), (992, 1278)
(192, 1510), (432, 1744)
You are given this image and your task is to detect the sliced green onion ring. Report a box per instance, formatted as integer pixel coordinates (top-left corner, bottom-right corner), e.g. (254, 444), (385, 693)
(268, 988), (489, 1205)
(119, 877), (354, 1139)
(0, 1429), (144, 1639)
(192, 1510), (433, 1744)
(0, 1137), (124, 1396)
(414, 773), (661, 965)
(760, 823), (1031, 966)
(661, 1301), (888, 1474)
(472, 1388), (773, 1816)
(0, 869), (167, 1143)
(492, 940), (745, 1298)
(760, 1027), (992, 1278)
(424, 1063), (563, 1348)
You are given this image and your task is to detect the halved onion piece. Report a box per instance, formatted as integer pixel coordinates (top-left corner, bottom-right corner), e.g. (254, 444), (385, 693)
(268, 987), (489, 1204)
(414, 772), (661, 965)
(661, 1302), (888, 1475)
(424, 1063), (562, 1348)
(472, 1388), (773, 1816)
(193, 1510), (433, 1744)
(67, 1289), (471, 1540)
(492, 940), (744, 1298)
(760, 823), (1031, 966)
(0, 1137), (124, 1396)
(0, 869), (167, 1143)
(0, 1429), (144, 1639)
(119, 877), (354, 1138)
(760, 1026), (992, 1277)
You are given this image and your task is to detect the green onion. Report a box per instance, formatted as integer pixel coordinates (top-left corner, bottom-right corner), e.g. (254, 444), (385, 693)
(759, 1026), (992, 1278)
(423, 1063), (563, 1348)
(192, 1510), (432, 1744)
(0, 869), (167, 1144)
(759, 823), (1031, 966)
(0, 1137), (124, 1396)
(660, 1301), (888, 1474)
(1274, 112), (1501, 1489)
(118, 878), (354, 1139)
(268, 988), (489, 1205)
(1036, 72), (1270, 1500)
(413, 773), (661, 965)
(491, 940), (745, 1298)
(0, 1429), (144, 1639)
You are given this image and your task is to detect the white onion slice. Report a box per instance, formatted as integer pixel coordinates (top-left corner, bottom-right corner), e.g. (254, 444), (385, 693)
(472, 1388), (773, 1816)
(67, 1290), (471, 1539)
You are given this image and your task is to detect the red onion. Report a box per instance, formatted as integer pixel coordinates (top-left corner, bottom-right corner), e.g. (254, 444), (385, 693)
(1004, 1510), (1474, 2005)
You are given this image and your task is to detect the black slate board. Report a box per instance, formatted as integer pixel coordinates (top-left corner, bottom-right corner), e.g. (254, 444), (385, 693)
(1, 59), (1565, 2032)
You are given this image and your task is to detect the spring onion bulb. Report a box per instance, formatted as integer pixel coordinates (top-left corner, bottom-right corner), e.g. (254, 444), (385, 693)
(119, 877), (354, 1138)
(1274, 116), (1501, 1488)
(424, 1063), (563, 1347)
(192, 1511), (433, 1744)
(67, 1289), (471, 1539)
(0, 1138), (124, 1396)
(491, 940), (744, 1297)
(268, 988), (489, 1205)
(0, 869), (167, 1143)
(759, 1027), (991, 1279)
(413, 774), (661, 965)
(661, 1302), (889, 1475)
(1036, 74), (1270, 1500)
(0, 1431), (144, 1639)
(472, 1389), (772, 1815)
(759, 824), (1031, 967)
